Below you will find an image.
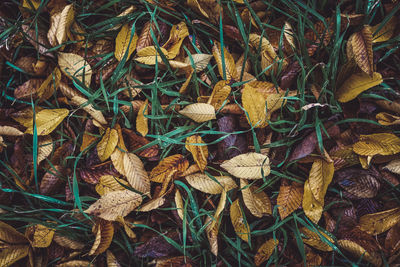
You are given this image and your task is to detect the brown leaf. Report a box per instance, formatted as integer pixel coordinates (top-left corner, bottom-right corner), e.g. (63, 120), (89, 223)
(347, 25), (374, 76)
(150, 154), (189, 183)
(89, 219), (114, 255)
(123, 128), (159, 158)
(277, 181), (303, 219)
(185, 135), (208, 171)
(40, 165), (65, 195)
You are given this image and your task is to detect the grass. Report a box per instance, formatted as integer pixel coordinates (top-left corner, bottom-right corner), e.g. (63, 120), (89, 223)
(0, 0), (399, 266)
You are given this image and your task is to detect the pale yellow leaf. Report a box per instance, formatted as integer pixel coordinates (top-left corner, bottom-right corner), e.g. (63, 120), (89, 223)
(212, 41), (238, 81)
(85, 189), (142, 221)
(0, 246), (29, 267)
(136, 99), (149, 137)
(37, 68), (61, 101)
(97, 128), (118, 162)
(179, 103), (216, 123)
(123, 152), (150, 195)
(95, 175), (129, 196)
(135, 46), (169, 65)
(184, 54), (213, 72)
(150, 154), (189, 183)
(347, 25), (373, 76)
(240, 179), (271, 217)
(162, 22), (189, 59)
(308, 159), (334, 203)
(56, 4), (75, 45)
(383, 159), (400, 175)
(25, 108), (69, 136)
(336, 72), (383, 103)
(53, 234), (85, 250)
(221, 152), (270, 179)
(185, 173), (237, 194)
(106, 250), (121, 267)
(277, 182), (303, 219)
(58, 52), (92, 87)
(230, 199), (250, 242)
(70, 95), (107, 125)
(175, 189), (184, 220)
(206, 190), (226, 256)
(0, 126), (24, 136)
(358, 207), (400, 235)
(207, 80), (231, 110)
(337, 239), (382, 266)
(89, 220), (114, 255)
(115, 24), (138, 61)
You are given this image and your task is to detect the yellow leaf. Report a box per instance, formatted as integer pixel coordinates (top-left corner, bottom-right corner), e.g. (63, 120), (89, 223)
(22, 0), (41, 10)
(136, 99), (149, 137)
(115, 24), (138, 61)
(179, 69), (194, 94)
(0, 126), (24, 136)
(37, 136), (53, 165)
(254, 239), (279, 266)
(162, 22), (189, 59)
(70, 95), (107, 125)
(97, 128), (118, 162)
(0, 221), (29, 245)
(308, 159), (334, 203)
(85, 189), (142, 221)
(137, 196), (166, 212)
(230, 199), (250, 242)
(240, 179), (271, 217)
(179, 103), (216, 123)
(150, 154), (188, 183)
(353, 133), (400, 156)
(95, 175), (129, 196)
(206, 190), (227, 256)
(185, 135), (208, 171)
(242, 84), (268, 128)
(135, 46), (169, 65)
(0, 246), (29, 267)
(336, 72), (382, 103)
(32, 224), (55, 248)
(358, 207), (400, 235)
(58, 52), (92, 87)
(37, 68), (61, 101)
(372, 17), (396, 43)
(185, 173), (237, 194)
(106, 250), (121, 267)
(302, 180), (324, 224)
(277, 182), (303, 219)
(207, 80), (231, 110)
(47, 4), (75, 46)
(376, 112), (400, 126)
(347, 25), (374, 76)
(212, 41), (238, 81)
(221, 152), (270, 179)
(89, 219), (114, 256)
(25, 108), (69, 136)
(300, 227), (334, 251)
(337, 239), (382, 266)
(122, 152), (150, 195)
(56, 260), (93, 267)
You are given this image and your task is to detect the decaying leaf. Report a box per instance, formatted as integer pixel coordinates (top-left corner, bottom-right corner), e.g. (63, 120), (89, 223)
(136, 99), (149, 137)
(47, 4), (75, 46)
(185, 135), (208, 171)
(115, 24), (138, 61)
(358, 207), (400, 235)
(150, 154), (188, 183)
(95, 175), (129, 196)
(277, 182), (303, 219)
(302, 179), (324, 224)
(31, 224), (55, 248)
(106, 250), (121, 267)
(230, 199), (250, 242)
(0, 221), (29, 267)
(242, 84), (268, 128)
(89, 219), (114, 255)
(384, 159), (400, 175)
(179, 103), (216, 123)
(337, 239), (382, 266)
(254, 239), (278, 266)
(221, 152), (270, 179)
(207, 80), (231, 110)
(347, 25), (373, 76)
(240, 179), (271, 217)
(85, 189), (142, 221)
(372, 17), (396, 43)
(300, 227), (334, 251)
(185, 173), (237, 194)
(24, 108), (69, 136)
(206, 190), (226, 256)
(162, 21), (189, 59)
(212, 41), (238, 81)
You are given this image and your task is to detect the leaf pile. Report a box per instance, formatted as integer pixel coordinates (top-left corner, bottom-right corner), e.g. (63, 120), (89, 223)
(0, 0), (400, 266)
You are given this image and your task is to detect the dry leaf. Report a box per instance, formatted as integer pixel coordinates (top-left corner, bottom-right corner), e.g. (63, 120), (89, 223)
(206, 190), (226, 256)
(336, 72), (382, 103)
(0, 126), (24, 136)
(358, 207), (400, 235)
(212, 41), (238, 81)
(53, 234), (85, 250)
(70, 95), (107, 125)
(353, 133), (400, 156)
(302, 179), (324, 224)
(179, 103), (216, 123)
(277, 182), (303, 219)
(208, 80), (231, 110)
(337, 239), (382, 266)
(37, 136), (53, 165)
(308, 159), (334, 203)
(300, 227), (334, 251)
(150, 154), (188, 183)
(221, 152), (270, 179)
(95, 175), (129, 196)
(240, 179), (271, 217)
(85, 189), (142, 221)
(89, 219), (114, 255)
(47, 4), (75, 46)
(97, 128), (118, 162)
(56, 260), (93, 267)
(376, 112), (400, 125)
(372, 17), (396, 43)
(58, 52), (92, 87)
(106, 250), (121, 267)
(175, 189), (184, 220)
(242, 84), (268, 128)
(254, 239), (278, 266)
(347, 25), (373, 76)
(31, 224), (55, 248)
(185, 173), (237, 194)
(185, 135), (208, 171)
(0, 246), (29, 267)
(24, 108), (69, 136)
(184, 54), (213, 72)
(162, 22), (189, 59)
(230, 199), (250, 242)
(384, 159), (400, 175)
(37, 68), (61, 101)
(122, 152), (151, 195)
(135, 46), (169, 65)
(115, 24), (138, 61)
(136, 99), (149, 137)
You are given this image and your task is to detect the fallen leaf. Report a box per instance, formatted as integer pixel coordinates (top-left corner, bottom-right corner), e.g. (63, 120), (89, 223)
(372, 17), (396, 43)
(136, 99), (149, 137)
(95, 175), (129, 196)
(337, 239), (382, 266)
(89, 219), (114, 255)
(185, 173), (237, 194)
(277, 181), (303, 219)
(23, 108), (69, 136)
(240, 179), (271, 217)
(179, 103), (216, 123)
(58, 52), (92, 87)
(115, 24), (138, 61)
(221, 152), (270, 179)
(300, 227), (334, 251)
(230, 199), (250, 242)
(97, 128), (118, 162)
(254, 239), (278, 266)
(353, 133), (400, 156)
(242, 84), (268, 128)
(185, 135), (208, 171)
(347, 25), (373, 76)
(336, 72), (383, 103)
(31, 224), (55, 248)
(212, 41), (238, 81)
(150, 154), (188, 183)
(358, 207), (400, 235)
